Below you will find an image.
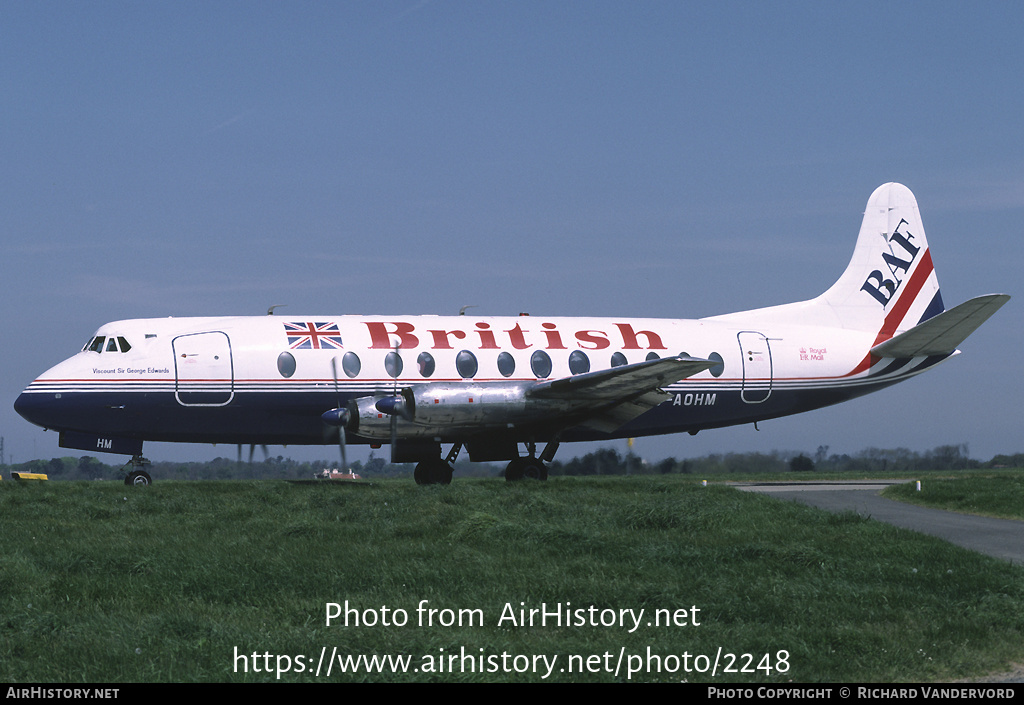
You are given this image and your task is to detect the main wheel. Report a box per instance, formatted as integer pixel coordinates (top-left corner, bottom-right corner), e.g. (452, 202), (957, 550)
(521, 458), (548, 481)
(504, 458), (547, 482)
(414, 459), (453, 485)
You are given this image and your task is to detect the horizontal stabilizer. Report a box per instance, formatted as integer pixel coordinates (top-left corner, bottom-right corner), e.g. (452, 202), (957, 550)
(870, 294), (1010, 358)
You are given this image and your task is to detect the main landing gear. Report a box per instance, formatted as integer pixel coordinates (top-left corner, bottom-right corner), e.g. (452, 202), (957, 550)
(504, 456), (548, 481)
(503, 440), (557, 483)
(413, 458), (454, 485)
(121, 455), (153, 486)
(413, 443), (459, 485)
(412, 440), (557, 485)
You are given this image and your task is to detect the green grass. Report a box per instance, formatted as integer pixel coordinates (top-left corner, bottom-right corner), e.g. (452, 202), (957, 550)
(881, 472), (1024, 520)
(2, 476), (1023, 682)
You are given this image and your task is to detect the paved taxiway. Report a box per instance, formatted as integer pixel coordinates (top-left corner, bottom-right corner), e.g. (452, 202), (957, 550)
(732, 480), (1024, 565)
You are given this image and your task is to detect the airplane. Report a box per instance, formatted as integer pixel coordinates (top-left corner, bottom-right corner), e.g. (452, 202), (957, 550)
(14, 183), (1009, 486)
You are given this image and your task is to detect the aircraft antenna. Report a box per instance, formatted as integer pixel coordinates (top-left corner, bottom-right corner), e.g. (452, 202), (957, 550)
(459, 305), (477, 316)
(267, 304), (287, 316)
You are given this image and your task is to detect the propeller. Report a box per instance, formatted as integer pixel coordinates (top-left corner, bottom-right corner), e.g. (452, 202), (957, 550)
(236, 443), (270, 468)
(374, 394), (409, 417)
(321, 357), (351, 471)
(387, 343), (400, 462)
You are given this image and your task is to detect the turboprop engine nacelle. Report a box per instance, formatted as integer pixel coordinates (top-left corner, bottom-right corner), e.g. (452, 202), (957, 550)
(351, 382), (555, 439)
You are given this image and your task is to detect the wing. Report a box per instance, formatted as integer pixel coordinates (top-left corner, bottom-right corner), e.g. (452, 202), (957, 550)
(870, 294), (1010, 358)
(528, 355), (716, 433)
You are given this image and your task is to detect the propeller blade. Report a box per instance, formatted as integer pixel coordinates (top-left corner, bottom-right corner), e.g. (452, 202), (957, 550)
(329, 356), (349, 471)
(331, 357), (342, 408)
(390, 409), (398, 464)
(390, 343), (399, 463)
(339, 422), (350, 471)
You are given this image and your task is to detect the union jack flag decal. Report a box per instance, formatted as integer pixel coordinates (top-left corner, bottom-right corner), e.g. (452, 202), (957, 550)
(284, 321), (344, 350)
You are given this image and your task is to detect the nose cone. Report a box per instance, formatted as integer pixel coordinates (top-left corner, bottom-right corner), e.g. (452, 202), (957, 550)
(14, 388), (51, 429)
(15, 355), (84, 431)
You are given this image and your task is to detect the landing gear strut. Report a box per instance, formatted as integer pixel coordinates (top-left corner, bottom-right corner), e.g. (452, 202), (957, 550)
(122, 455), (153, 486)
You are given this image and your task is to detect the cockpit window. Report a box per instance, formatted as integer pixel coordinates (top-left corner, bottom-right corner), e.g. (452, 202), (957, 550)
(84, 335), (132, 353)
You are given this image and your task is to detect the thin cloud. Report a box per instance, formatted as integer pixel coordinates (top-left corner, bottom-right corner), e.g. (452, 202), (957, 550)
(203, 110), (253, 136)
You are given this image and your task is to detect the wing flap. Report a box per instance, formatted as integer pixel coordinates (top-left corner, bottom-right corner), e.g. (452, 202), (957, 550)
(575, 391), (671, 433)
(870, 294), (1010, 358)
(528, 355), (715, 433)
(528, 355), (716, 401)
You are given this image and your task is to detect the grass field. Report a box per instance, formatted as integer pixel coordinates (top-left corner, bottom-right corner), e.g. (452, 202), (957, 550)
(882, 473), (1024, 521)
(2, 475), (1023, 682)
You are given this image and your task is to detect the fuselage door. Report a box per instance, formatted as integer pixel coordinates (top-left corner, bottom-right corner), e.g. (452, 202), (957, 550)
(173, 332), (234, 406)
(738, 331), (772, 404)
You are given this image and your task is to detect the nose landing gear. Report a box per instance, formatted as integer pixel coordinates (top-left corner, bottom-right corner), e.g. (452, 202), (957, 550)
(121, 455), (153, 486)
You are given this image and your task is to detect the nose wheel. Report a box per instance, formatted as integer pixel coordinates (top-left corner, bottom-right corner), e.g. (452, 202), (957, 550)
(125, 469), (152, 486)
(121, 455), (153, 486)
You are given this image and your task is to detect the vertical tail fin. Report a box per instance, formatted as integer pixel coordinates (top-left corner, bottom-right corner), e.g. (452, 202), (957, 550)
(706, 183), (1007, 365)
(706, 183), (946, 342)
(819, 182), (944, 340)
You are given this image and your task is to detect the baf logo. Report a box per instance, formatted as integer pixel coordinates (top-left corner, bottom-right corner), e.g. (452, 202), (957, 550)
(860, 219), (921, 307)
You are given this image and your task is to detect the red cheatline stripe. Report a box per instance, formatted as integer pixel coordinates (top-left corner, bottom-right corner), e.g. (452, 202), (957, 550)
(845, 249), (935, 377)
(870, 249), (935, 348)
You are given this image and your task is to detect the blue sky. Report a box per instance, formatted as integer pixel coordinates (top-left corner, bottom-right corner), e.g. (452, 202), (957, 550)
(2, 1), (1021, 466)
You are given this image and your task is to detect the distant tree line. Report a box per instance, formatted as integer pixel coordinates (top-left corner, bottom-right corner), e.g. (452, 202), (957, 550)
(2, 443), (1019, 482)
(2, 442), (1015, 481)
(549, 443), (986, 476)
(1, 452), (497, 482)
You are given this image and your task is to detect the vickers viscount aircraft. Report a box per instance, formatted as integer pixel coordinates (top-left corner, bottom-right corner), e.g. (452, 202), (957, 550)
(15, 183), (1009, 485)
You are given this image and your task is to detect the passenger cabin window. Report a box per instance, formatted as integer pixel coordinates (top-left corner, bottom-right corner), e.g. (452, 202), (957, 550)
(568, 350), (590, 375)
(497, 352), (515, 377)
(277, 351), (296, 378)
(531, 350), (552, 378)
(417, 352), (435, 378)
(708, 352), (725, 377)
(385, 351), (403, 378)
(342, 352), (361, 378)
(456, 350), (478, 379)
(611, 352), (628, 367)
